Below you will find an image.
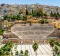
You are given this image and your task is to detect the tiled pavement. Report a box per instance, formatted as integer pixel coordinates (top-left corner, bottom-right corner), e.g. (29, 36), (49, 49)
(13, 44), (53, 56)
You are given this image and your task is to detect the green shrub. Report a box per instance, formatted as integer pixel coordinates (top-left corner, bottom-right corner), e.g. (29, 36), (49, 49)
(20, 50), (23, 54)
(15, 51), (18, 55)
(0, 28), (4, 35)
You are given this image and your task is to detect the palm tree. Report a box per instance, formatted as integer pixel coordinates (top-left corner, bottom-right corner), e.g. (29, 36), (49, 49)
(32, 42), (38, 56)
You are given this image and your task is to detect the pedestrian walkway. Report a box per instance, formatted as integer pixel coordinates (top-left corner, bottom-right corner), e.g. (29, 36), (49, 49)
(13, 44), (53, 56)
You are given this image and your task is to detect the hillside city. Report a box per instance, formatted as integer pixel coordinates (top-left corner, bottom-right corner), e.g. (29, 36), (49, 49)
(0, 3), (60, 56)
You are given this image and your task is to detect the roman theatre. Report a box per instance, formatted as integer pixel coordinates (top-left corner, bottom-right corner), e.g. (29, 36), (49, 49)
(8, 24), (58, 44)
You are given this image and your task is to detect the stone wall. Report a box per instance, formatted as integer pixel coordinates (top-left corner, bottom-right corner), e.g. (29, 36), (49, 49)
(49, 29), (60, 38)
(2, 38), (60, 44)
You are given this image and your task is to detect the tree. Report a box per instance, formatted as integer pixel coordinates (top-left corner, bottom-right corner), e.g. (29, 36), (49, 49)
(40, 19), (47, 24)
(26, 8), (28, 15)
(15, 51), (18, 55)
(36, 12), (40, 17)
(21, 16), (27, 21)
(54, 46), (58, 54)
(0, 42), (13, 56)
(32, 10), (44, 17)
(44, 13), (48, 18)
(44, 19), (48, 23)
(0, 49), (3, 56)
(49, 39), (54, 48)
(11, 15), (18, 20)
(32, 9), (34, 14)
(53, 13), (59, 20)
(50, 11), (54, 17)
(25, 50), (28, 54)
(19, 11), (21, 14)
(54, 41), (60, 46)
(24, 50), (28, 56)
(40, 11), (44, 17)
(32, 42), (38, 56)
(4, 15), (8, 20)
(49, 39), (55, 56)
(5, 51), (10, 56)
(17, 14), (21, 20)
(32, 11), (37, 17)
(20, 50), (23, 54)
(4, 15), (13, 21)
(57, 12), (59, 16)
(0, 27), (4, 35)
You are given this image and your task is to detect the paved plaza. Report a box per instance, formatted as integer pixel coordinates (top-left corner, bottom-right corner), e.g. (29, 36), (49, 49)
(12, 44), (53, 56)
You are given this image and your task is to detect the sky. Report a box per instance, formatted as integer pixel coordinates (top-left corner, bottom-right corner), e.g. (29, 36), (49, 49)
(0, 0), (60, 7)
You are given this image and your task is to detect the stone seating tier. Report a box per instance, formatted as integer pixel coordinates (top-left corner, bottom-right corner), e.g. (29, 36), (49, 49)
(11, 24), (55, 39)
